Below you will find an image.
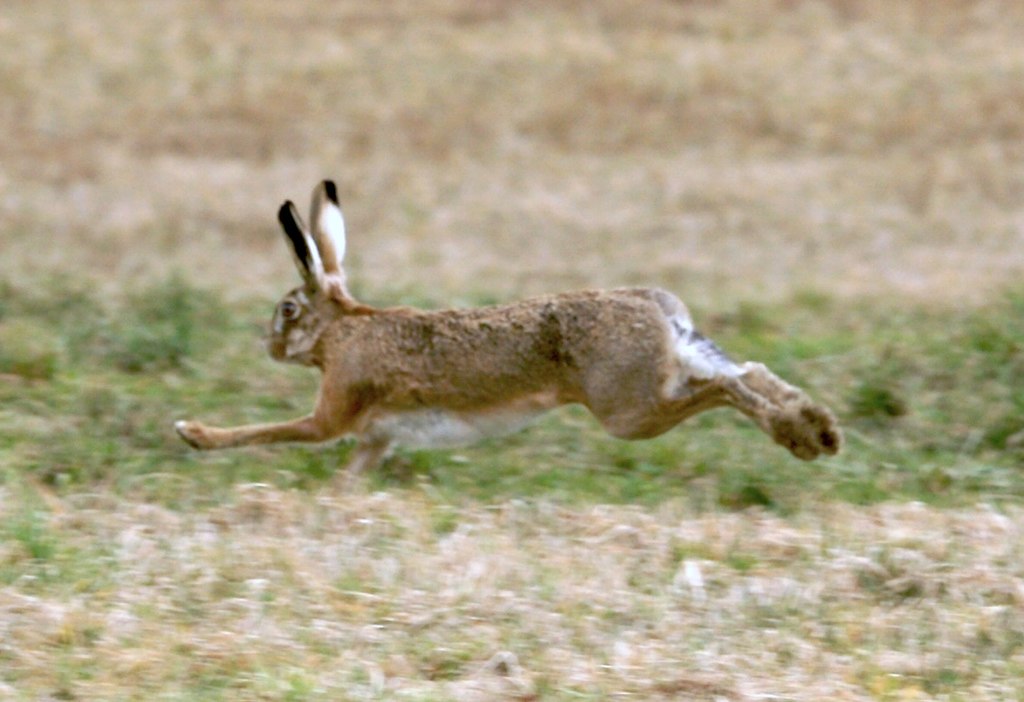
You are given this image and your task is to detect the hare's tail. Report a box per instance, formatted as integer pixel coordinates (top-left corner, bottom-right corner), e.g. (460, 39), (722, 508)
(668, 315), (741, 380)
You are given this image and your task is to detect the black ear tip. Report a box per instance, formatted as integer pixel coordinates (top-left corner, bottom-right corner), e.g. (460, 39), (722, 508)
(278, 200), (296, 224)
(323, 180), (339, 205)
(278, 202), (305, 246)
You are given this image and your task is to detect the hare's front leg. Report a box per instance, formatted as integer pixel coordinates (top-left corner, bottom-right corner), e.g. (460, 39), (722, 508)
(176, 381), (361, 450)
(175, 413), (345, 449)
(342, 436), (392, 476)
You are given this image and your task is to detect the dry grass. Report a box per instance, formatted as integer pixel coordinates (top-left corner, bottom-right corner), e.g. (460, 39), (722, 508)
(2, 0), (1023, 304)
(3, 484), (1024, 700)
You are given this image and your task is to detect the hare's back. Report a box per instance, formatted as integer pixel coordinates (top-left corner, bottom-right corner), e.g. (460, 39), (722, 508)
(408, 287), (681, 367)
(375, 288), (676, 389)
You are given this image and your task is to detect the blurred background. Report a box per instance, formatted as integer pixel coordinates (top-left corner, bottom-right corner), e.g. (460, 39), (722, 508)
(4, 0), (1023, 305)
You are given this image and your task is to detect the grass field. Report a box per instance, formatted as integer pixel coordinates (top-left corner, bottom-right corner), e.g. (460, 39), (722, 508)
(3, 1), (1024, 699)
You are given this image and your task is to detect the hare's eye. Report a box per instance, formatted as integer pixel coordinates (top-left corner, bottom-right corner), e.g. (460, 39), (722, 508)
(280, 301), (300, 320)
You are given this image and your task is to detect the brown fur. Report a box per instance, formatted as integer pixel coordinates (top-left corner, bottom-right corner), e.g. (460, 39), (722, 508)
(176, 181), (842, 476)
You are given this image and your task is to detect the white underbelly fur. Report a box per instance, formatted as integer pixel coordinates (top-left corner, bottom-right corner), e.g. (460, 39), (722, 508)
(368, 408), (543, 448)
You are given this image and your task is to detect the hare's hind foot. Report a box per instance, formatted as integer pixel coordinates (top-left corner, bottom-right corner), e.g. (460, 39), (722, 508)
(731, 363), (842, 460)
(766, 400), (842, 461)
(661, 360), (840, 461)
(720, 385), (841, 461)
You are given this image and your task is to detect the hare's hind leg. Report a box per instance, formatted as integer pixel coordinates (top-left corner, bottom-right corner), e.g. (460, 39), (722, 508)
(658, 305), (842, 460)
(653, 365), (840, 461)
(716, 363), (842, 460)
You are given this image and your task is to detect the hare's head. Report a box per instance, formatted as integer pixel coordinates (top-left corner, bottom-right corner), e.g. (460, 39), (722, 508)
(267, 180), (353, 365)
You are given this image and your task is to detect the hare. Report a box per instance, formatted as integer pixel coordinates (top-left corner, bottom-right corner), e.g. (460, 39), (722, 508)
(175, 180), (841, 476)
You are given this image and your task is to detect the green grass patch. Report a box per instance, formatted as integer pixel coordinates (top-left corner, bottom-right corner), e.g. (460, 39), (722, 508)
(3, 275), (1024, 511)
(0, 318), (61, 380)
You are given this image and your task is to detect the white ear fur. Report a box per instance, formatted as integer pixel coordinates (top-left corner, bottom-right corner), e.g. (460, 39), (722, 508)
(310, 180), (347, 274)
(278, 201), (324, 290)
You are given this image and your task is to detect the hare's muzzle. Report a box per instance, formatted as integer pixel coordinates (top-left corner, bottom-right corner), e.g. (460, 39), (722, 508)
(264, 333), (286, 362)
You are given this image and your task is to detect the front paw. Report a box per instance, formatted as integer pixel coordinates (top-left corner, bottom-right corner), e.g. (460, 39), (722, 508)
(175, 420), (212, 449)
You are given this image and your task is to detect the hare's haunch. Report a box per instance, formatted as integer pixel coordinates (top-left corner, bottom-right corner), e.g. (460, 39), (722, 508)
(176, 181), (842, 476)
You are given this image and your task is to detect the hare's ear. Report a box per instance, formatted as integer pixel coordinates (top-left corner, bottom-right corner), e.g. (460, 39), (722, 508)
(309, 180), (347, 274)
(278, 200), (323, 290)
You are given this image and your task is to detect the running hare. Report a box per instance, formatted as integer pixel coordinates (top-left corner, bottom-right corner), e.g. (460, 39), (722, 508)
(176, 180), (841, 475)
